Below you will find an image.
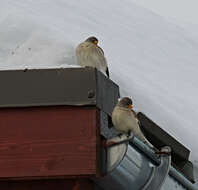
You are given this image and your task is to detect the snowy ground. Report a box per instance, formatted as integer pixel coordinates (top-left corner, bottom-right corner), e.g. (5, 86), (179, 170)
(0, 0), (198, 184)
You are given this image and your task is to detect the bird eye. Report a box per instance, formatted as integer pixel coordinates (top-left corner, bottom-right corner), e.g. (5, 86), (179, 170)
(93, 40), (98, 45)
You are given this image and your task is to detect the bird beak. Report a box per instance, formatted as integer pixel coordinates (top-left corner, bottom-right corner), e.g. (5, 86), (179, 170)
(128, 104), (133, 109)
(93, 40), (98, 45)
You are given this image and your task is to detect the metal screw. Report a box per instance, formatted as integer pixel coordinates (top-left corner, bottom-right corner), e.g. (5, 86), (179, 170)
(88, 90), (95, 98)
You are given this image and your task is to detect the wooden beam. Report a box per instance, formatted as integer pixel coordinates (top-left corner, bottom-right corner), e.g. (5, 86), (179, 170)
(0, 68), (119, 117)
(0, 106), (100, 179)
(0, 179), (94, 190)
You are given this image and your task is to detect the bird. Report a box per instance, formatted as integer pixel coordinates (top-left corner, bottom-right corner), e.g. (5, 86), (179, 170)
(112, 97), (154, 148)
(76, 36), (109, 78)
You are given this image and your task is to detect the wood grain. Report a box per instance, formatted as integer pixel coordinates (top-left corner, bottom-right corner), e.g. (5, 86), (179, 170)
(0, 106), (100, 179)
(0, 179), (94, 190)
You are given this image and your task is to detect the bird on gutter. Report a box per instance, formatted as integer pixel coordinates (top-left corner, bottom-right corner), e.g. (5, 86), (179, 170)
(112, 97), (154, 149)
(76, 36), (109, 78)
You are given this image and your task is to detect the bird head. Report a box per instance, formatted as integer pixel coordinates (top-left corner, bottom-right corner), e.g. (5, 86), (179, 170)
(85, 36), (98, 45)
(118, 97), (133, 109)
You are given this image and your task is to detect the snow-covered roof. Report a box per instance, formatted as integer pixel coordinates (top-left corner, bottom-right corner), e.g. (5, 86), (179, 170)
(0, 0), (198, 185)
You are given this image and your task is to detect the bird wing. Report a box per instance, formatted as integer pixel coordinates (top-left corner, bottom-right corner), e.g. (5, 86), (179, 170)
(96, 46), (109, 77)
(121, 111), (152, 147)
(106, 67), (110, 78)
(129, 113), (154, 148)
(76, 42), (108, 76)
(112, 107), (153, 148)
(91, 44), (108, 71)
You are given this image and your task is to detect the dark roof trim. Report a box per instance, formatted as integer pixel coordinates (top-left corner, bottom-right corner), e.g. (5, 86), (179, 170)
(0, 68), (119, 116)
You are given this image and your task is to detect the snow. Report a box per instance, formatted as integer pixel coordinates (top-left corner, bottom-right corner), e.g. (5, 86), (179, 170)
(131, 0), (198, 25)
(0, 0), (198, 184)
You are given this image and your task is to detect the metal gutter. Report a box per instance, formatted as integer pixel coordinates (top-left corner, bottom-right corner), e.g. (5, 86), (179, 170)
(95, 136), (198, 190)
(130, 136), (160, 165)
(95, 135), (170, 190)
(95, 144), (156, 189)
(131, 137), (198, 190)
(169, 167), (198, 190)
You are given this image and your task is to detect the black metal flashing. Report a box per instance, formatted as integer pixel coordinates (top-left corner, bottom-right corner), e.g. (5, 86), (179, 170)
(137, 112), (190, 164)
(0, 68), (119, 116)
(137, 112), (194, 182)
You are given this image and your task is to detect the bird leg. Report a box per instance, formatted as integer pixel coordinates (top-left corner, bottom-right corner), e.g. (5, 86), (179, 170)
(127, 130), (132, 138)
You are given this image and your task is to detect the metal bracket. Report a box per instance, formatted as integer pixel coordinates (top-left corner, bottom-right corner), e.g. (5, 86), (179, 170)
(142, 146), (171, 190)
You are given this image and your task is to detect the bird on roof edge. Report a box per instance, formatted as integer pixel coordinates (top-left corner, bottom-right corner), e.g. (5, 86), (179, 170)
(76, 36), (109, 78)
(112, 97), (154, 149)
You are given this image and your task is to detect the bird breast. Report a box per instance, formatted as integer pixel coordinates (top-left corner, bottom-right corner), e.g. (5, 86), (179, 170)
(112, 107), (139, 133)
(76, 42), (107, 72)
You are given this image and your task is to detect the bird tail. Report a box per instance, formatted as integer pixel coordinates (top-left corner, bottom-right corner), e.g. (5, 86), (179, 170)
(106, 67), (110, 78)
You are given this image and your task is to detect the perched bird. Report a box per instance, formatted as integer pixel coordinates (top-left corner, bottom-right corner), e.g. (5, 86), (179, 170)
(112, 97), (153, 148)
(76, 36), (109, 78)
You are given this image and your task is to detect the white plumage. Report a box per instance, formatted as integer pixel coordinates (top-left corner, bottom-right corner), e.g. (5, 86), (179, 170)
(76, 36), (109, 77)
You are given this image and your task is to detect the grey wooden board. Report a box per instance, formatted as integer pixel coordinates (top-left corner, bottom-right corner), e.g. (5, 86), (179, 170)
(0, 67), (119, 116)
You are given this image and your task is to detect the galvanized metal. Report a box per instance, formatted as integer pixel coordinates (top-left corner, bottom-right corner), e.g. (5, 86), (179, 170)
(95, 145), (154, 190)
(95, 137), (198, 190)
(169, 167), (198, 190)
(162, 175), (188, 190)
(131, 138), (198, 190)
(130, 136), (160, 165)
(142, 147), (171, 190)
(106, 135), (129, 173)
(96, 137), (171, 190)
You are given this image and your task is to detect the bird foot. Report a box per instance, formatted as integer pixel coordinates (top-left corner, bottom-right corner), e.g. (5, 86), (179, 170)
(155, 146), (171, 155)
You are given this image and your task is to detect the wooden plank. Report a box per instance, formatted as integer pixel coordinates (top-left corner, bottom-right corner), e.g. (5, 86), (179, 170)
(0, 106), (100, 179)
(0, 68), (96, 107)
(0, 179), (94, 190)
(96, 70), (120, 116)
(0, 68), (120, 116)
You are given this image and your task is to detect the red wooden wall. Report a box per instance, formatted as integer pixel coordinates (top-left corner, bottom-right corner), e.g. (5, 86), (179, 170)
(0, 179), (94, 190)
(0, 106), (100, 179)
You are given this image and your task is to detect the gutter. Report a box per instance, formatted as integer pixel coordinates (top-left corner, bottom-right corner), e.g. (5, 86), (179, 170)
(131, 137), (198, 190)
(169, 167), (197, 190)
(95, 136), (198, 190)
